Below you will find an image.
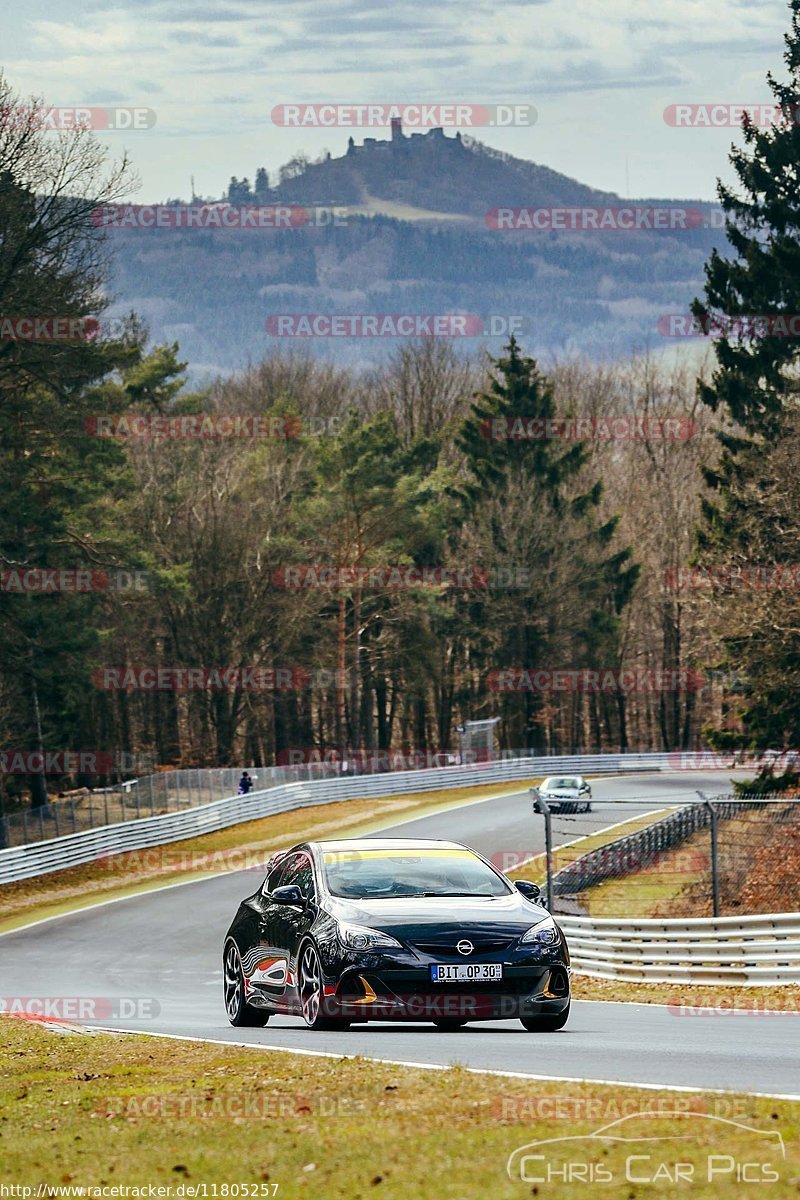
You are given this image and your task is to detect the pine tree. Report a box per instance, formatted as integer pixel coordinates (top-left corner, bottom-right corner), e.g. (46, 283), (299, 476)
(254, 167), (270, 201)
(455, 340), (638, 750)
(693, 0), (800, 748)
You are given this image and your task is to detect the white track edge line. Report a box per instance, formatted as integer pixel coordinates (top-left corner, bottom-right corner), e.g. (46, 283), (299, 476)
(93, 1025), (800, 1102)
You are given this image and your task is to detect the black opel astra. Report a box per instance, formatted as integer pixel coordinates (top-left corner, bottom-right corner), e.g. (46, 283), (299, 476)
(223, 838), (570, 1032)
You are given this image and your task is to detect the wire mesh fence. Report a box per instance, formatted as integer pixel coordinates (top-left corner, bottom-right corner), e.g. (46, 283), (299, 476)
(0, 763), (345, 849)
(0, 746), (672, 851)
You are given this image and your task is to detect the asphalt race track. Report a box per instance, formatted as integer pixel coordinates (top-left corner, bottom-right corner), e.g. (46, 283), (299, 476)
(3, 771), (799, 1097)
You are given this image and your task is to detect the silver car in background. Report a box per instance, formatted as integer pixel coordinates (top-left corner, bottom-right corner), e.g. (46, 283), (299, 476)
(538, 775), (592, 813)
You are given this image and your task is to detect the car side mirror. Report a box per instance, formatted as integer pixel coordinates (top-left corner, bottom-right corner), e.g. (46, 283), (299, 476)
(271, 884), (306, 907)
(514, 879), (541, 901)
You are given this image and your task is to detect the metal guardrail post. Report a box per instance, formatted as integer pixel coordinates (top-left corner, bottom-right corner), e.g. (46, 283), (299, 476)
(698, 792), (720, 918)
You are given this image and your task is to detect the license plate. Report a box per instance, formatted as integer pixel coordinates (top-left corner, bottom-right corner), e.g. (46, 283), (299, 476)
(430, 963), (504, 983)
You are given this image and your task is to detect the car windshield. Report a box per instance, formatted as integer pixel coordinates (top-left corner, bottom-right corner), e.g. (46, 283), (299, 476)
(544, 777), (580, 789)
(322, 848), (511, 899)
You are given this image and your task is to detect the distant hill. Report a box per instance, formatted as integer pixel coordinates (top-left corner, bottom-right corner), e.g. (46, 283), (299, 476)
(104, 126), (728, 379)
(263, 125), (620, 219)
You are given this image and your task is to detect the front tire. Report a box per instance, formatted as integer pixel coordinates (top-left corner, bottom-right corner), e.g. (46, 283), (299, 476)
(520, 1001), (570, 1032)
(224, 942), (270, 1027)
(298, 941), (345, 1030)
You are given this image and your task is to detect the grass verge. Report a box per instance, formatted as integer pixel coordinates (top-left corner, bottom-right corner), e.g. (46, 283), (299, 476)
(570, 974), (800, 1009)
(1, 1018), (798, 1199)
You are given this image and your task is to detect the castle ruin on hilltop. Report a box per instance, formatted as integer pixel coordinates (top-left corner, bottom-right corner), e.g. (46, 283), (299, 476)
(346, 118), (464, 156)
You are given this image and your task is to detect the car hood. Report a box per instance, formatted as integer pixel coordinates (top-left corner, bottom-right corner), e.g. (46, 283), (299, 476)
(542, 788), (580, 797)
(324, 890), (550, 936)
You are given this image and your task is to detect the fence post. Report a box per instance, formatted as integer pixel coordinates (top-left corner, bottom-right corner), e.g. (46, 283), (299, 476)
(699, 792), (720, 918)
(149, 773), (155, 815)
(531, 788), (553, 909)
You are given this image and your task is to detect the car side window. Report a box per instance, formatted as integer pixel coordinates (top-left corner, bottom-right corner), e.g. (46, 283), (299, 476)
(282, 852), (316, 900)
(265, 859), (288, 894)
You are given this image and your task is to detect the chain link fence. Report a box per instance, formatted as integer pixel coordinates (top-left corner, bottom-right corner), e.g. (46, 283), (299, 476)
(541, 795), (800, 918)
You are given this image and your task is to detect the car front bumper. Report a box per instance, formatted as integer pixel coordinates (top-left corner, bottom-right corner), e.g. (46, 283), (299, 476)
(332, 962), (570, 1022)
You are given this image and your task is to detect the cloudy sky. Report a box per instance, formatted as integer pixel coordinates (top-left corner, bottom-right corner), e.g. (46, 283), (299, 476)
(0, 0), (791, 202)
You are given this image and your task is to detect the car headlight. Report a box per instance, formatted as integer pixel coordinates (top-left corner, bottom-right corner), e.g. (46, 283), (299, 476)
(520, 916), (561, 946)
(338, 923), (402, 951)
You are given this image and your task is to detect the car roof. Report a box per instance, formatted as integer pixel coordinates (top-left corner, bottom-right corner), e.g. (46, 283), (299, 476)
(313, 837), (471, 853)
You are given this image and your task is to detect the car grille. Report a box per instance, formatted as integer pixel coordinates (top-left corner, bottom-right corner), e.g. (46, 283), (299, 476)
(411, 936), (517, 956)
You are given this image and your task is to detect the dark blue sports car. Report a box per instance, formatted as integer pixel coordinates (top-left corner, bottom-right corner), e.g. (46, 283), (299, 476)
(223, 837), (570, 1032)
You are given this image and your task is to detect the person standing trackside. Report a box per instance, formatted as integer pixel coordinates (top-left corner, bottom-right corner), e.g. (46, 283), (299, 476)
(238, 771), (254, 795)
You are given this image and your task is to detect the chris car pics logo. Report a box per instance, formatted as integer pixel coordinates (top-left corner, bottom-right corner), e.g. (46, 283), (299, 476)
(506, 1112), (785, 1187)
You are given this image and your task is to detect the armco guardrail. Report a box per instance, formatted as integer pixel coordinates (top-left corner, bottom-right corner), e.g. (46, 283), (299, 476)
(560, 913), (800, 985)
(0, 750), (717, 884)
(1, 748), (762, 850)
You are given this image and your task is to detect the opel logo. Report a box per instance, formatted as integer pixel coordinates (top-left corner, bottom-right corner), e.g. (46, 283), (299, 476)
(456, 939), (473, 956)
